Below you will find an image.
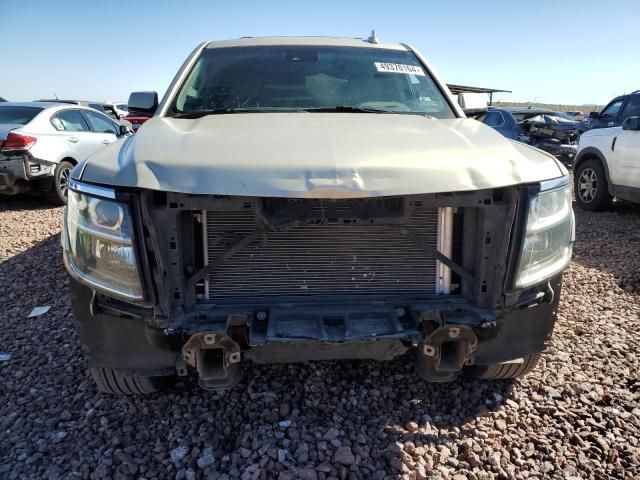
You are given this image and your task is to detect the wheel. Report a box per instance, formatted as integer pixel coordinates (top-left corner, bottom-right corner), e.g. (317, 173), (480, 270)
(90, 367), (170, 395)
(45, 160), (74, 205)
(463, 353), (541, 380)
(574, 158), (612, 211)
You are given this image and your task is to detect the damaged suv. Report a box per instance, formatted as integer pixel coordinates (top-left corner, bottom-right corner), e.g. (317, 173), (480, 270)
(468, 107), (580, 166)
(63, 37), (574, 394)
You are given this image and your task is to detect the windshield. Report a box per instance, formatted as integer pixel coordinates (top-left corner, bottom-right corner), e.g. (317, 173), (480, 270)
(168, 45), (455, 118)
(0, 106), (43, 125)
(553, 111), (575, 121)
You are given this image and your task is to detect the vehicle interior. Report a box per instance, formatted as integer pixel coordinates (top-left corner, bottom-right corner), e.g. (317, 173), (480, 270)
(171, 46), (454, 117)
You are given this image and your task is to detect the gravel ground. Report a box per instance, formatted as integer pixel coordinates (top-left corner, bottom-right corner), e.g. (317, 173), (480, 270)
(1, 194), (639, 480)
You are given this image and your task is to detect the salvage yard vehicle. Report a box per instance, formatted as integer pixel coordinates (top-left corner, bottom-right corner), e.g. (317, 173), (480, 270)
(107, 101), (129, 118)
(37, 99), (133, 132)
(574, 115), (640, 210)
(468, 107), (580, 165)
(0, 102), (129, 204)
(578, 91), (640, 133)
(63, 36), (575, 395)
(124, 113), (152, 132)
(565, 111), (585, 120)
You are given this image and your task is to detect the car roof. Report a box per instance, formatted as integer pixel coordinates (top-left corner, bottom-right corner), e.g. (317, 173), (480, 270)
(205, 36), (407, 51)
(0, 101), (62, 109)
(0, 102), (107, 116)
(603, 93), (639, 103)
(37, 99), (108, 106)
(500, 107), (558, 114)
(464, 107), (553, 114)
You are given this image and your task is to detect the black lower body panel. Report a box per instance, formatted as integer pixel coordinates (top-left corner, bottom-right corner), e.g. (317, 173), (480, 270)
(475, 274), (561, 363)
(70, 274), (562, 379)
(70, 283), (179, 376)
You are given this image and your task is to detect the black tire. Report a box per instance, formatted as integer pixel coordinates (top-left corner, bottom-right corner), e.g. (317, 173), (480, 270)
(45, 160), (74, 205)
(574, 158), (612, 211)
(90, 367), (164, 395)
(463, 353), (541, 380)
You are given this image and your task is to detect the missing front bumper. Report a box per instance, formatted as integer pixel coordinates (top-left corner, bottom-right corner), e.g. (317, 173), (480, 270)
(175, 302), (487, 389)
(71, 274), (562, 391)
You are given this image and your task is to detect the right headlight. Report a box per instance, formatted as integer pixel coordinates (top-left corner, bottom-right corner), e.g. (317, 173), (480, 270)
(63, 182), (144, 301)
(514, 180), (574, 288)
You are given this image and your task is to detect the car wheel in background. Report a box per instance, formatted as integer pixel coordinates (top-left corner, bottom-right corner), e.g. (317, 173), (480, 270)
(574, 158), (612, 211)
(45, 160), (74, 205)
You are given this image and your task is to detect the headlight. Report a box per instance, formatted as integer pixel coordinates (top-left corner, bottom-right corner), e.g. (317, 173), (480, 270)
(63, 184), (144, 301)
(514, 180), (574, 288)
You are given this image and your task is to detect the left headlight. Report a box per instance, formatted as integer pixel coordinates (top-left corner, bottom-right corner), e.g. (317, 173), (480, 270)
(63, 184), (144, 301)
(514, 180), (574, 288)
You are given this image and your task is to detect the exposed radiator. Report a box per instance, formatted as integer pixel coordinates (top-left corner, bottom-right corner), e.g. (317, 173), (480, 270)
(203, 198), (445, 302)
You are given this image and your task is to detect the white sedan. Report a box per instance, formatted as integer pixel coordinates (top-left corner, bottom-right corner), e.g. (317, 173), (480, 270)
(0, 102), (128, 204)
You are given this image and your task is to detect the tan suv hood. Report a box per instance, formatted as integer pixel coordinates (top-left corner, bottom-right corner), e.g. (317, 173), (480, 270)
(79, 114), (564, 197)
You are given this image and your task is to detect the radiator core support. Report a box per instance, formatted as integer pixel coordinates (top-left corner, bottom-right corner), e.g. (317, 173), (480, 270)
(201, 197), (452, 303)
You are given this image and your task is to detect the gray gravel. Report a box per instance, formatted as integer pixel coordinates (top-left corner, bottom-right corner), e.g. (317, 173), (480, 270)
(1, 194), (639, 479)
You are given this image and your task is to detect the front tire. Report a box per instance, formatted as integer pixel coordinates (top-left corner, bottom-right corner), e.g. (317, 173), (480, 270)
(45, 160), (74, 205)
(574, 158), (612, 211)
(463, 353), (541, 380)
(90, 367), (169, 395)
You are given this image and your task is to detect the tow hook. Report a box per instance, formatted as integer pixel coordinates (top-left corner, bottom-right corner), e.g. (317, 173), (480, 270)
(181, 332), (242, 390)
(416, 323), (478, 382)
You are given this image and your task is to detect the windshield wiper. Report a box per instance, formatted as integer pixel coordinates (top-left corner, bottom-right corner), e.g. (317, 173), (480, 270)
(174, 105), (415, 118)
(172, 108), (265, 119)
(302, 106), (391, 114)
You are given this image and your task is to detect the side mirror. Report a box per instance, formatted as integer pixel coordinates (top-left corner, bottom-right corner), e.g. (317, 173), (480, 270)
(119, 124), (130, 136)
(128, 91), (158, 117)
(622, 116), (640, 131)
(588, 111), (600, 119)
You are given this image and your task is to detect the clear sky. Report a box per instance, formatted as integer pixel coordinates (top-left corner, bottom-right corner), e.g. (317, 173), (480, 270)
(1, 0), (638, 106)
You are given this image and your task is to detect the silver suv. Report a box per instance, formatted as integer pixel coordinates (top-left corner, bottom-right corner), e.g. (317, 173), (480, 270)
(63, 36), (574, 394)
